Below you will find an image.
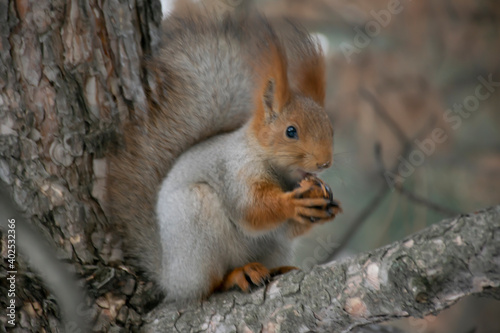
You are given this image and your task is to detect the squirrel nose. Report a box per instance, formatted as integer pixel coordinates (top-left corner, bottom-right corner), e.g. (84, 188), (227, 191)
(317, 161), (331, 170)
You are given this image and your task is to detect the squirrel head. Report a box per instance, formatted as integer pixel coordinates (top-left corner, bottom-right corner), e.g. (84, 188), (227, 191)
(250, 29), (333, 182)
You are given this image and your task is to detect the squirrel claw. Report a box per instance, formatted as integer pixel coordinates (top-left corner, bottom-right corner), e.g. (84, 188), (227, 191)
(301, 215), (319, 223)
(328, 199), (340, 208)
(327, 200), (343, 215)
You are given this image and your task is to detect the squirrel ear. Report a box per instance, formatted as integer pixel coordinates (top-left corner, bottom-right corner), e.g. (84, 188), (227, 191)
(262, 78), (278, 122)
(260, 44), (290, 123)
(251, 17), (291, 124)
(294, 50), (325, 106)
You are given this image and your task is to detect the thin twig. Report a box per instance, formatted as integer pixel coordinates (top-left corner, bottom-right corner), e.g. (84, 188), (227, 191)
(362, 89), (457, 215)
(375, 142), (460, 216)
(395, 184), (461, 216)
(359, 87), (409, 143)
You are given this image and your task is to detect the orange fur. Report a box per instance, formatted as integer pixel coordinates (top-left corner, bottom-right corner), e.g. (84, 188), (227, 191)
(244, 181), (294, 231)
(294, 45), (326, 106)
(218, 263), (270, 292)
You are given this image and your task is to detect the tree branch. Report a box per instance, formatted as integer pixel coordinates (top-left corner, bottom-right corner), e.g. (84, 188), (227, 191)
(143, 205), (500, 333)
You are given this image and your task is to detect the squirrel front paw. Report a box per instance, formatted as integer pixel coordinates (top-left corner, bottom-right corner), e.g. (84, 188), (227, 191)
(289, 175), (342, 224)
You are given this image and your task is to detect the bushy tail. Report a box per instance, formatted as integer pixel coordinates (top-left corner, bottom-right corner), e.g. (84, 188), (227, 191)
(107, 14), (256, 277)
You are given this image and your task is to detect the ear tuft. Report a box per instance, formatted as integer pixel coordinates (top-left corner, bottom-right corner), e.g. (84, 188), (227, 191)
(263, 79), (275, 118)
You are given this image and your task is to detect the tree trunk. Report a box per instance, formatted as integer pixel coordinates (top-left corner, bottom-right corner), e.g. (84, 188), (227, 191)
(0, 0), (162, 331)
(1, 1), (499, 332)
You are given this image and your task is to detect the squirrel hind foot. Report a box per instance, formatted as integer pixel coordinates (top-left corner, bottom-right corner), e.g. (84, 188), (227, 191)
(217, 262), (271, 292)
(215, 264), (299, 294)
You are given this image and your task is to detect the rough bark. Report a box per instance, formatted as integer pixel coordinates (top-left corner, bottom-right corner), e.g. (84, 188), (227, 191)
(144, 206), (500, 333)
(0, 0), (162, 331)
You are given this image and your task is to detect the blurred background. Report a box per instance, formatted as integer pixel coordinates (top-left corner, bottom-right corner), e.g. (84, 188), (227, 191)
(163, 0), (500, 332)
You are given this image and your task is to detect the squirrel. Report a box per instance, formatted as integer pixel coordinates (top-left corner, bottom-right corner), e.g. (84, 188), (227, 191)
(107, 12), (341, 303)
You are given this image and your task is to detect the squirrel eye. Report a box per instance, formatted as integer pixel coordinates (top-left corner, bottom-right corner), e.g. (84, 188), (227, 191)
(286, 126), (298, 139)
